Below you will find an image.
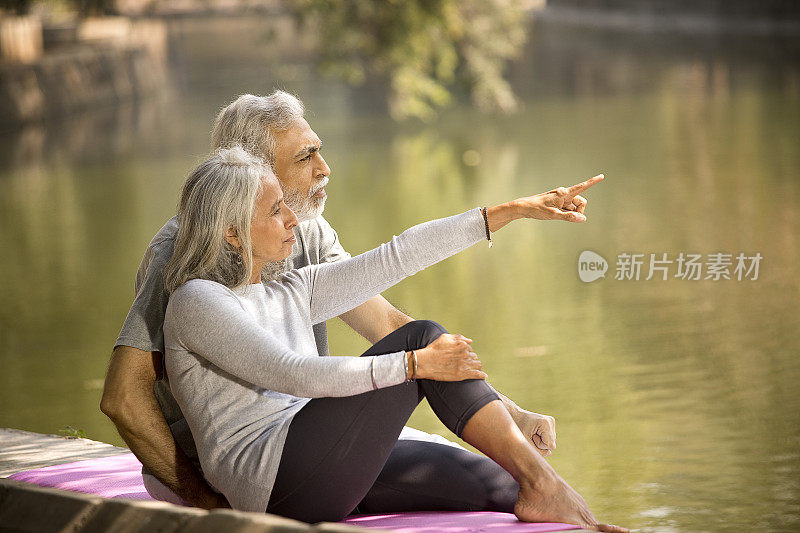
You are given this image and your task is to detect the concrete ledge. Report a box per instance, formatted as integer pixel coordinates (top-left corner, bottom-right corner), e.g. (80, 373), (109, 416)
(0, 477), (102, 532)
(0, 477), (371, 533)
(0, 429), (372, 532)
(81, 498), (206, 532)
(183, 509), (309, 532)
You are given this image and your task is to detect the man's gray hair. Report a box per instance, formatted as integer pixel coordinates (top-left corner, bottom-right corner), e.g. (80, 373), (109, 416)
(164, 145), (275, 294)
(211, 91), (305, 165)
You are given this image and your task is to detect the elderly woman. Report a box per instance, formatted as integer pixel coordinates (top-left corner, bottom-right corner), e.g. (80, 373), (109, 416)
(161, 146), (624, 532)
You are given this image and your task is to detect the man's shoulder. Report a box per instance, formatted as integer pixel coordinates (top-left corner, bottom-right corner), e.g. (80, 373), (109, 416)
(141, 217), (179, 268)
(296, 215), (335, 240)
(291, 215), (350, 268)
(149, 216), (180, 248)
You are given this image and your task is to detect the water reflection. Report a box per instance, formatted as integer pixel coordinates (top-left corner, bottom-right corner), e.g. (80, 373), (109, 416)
(321, 41), (800, 529)
(0, 17), (798, 533)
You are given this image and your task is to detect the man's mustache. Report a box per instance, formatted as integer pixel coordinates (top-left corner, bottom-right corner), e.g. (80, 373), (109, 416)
(309, 177), (329, 197)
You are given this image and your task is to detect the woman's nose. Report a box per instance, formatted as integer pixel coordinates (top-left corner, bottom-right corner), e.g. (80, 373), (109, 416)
(286, 206), (299, 229)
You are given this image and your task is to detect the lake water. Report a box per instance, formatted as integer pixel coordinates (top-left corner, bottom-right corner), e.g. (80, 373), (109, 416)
(0, 16), (798, 532)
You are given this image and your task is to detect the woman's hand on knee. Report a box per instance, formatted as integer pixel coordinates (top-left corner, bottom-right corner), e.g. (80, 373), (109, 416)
(414, 334), (488, 381)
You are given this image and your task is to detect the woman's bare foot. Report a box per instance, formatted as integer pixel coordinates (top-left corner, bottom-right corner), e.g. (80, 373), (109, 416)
(514, 474), (629, 533)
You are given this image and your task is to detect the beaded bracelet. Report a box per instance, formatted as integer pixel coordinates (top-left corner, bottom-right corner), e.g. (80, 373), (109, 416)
(480, 207), (492, 248)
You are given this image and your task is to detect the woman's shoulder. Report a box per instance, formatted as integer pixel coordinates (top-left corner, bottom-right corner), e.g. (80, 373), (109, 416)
(175, 277), (230, 294)
(170, 279), (238, 309)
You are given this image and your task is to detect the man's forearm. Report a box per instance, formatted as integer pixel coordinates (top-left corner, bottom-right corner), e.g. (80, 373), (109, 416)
(388, 306), (414, 334)
(111, 392), (216, 507)
(339, 294), (413, 344)
(101, 347), (226, 509)
(492, 388), (523, 423)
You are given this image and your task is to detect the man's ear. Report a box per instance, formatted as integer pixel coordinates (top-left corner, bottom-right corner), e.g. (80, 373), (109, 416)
(224, 226), (241, 249)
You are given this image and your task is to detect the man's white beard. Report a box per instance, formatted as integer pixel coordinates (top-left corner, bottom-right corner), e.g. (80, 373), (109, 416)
(284, 179), (328, 222)
(287, 195), (326, 222)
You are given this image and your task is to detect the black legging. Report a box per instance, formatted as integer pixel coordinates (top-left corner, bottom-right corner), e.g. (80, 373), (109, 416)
(266, 320), (519, 523)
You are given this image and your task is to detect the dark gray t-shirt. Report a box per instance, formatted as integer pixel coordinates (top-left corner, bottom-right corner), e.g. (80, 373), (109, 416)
(114, 215), (351, 465)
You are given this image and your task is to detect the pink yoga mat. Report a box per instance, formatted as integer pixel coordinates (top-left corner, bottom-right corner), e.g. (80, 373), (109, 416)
(8, 453), (582, 532)
(9, 453), (151, 500)
(342, 512), (580, 532)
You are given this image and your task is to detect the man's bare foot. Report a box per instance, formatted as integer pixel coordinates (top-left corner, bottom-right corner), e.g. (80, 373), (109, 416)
(514, 474), (629, 533)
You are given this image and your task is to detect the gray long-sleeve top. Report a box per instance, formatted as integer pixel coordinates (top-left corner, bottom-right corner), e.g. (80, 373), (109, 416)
(163, 208), (485, 512)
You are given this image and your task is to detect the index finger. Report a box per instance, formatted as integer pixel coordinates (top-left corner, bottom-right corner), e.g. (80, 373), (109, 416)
(567, 173), (604, 195)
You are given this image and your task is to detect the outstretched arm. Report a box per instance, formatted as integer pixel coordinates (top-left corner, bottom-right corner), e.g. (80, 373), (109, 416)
(100, 346), (229, 509)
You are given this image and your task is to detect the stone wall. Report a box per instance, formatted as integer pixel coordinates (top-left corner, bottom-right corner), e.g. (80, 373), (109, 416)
(0, 17), (168, 130)
(0, 15), (43, 63)
(545, 0), (800, 19)
(541, 0), (800, 33)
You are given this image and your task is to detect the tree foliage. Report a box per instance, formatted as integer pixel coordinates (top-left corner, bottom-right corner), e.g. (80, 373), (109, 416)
(0, 0), (32, 14)
(289, 0), (529, 121)
(0, 0), (114, 16)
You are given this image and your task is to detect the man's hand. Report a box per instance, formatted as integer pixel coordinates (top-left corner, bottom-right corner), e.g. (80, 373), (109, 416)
(514, 410), (557, 457)
(494, 392), (557, 457)
(201, 490), (231, 510)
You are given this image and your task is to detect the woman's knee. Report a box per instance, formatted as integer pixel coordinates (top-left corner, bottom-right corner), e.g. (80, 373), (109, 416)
(399, 319), (448, 350)
(362, 319), (447, 357)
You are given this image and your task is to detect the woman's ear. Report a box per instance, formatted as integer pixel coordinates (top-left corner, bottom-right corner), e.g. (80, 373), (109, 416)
(224, 226), (241, 249)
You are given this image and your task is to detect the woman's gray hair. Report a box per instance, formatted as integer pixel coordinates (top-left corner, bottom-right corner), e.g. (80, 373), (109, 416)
(164, 146), (274, 294)
(211, 91), (305, 165)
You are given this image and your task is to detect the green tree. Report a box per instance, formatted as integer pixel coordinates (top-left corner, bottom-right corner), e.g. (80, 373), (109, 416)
(71, 0), (115, 16)
(290, 0), (529, 120)
(0, 0), (115, 17)
(0, 0), (32, 15)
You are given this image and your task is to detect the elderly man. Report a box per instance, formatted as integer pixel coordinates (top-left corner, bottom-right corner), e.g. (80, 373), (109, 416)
(101, 91), (559, 511)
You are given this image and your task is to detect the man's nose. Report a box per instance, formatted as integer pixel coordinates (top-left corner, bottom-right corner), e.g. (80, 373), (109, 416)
(316, 153), (331, 178)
